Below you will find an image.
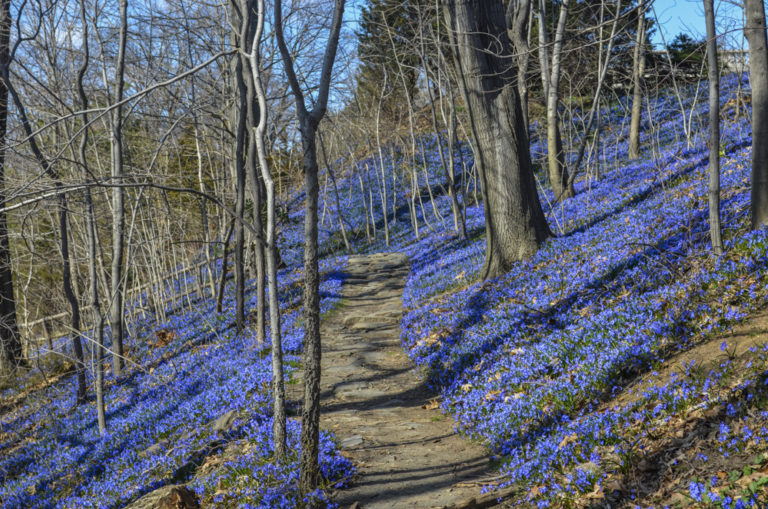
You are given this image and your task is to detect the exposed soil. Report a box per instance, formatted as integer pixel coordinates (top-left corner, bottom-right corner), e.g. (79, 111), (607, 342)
(298, 253), (498, 508)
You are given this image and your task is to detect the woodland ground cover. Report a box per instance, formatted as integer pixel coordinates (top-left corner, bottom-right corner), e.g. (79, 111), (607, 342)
(263, 72), (768, 507)
(2, 73), (767, 508)
(393, 76), (768, 506)
(0, 256), (353, 508)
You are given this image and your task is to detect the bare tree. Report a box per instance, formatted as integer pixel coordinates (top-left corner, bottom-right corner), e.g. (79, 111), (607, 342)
(0, 0), (22, 374)
(704, 0), (723, 255)
(274, 0), (345, 493)
(745, 0), (768, 228)
(539, 0), (574, 200)
(418, 3), (466, 238)
(445, 0), (550, 280)
(628, 0), (647, 159)
(247, 0), (286, 459)
(508, 0), (533, 132)
(76, 0), (107, 430)
(109, 0), (129, 377)
(245, 56), (267, 347)
(4, 48), (89, 403)
(565, 0), (623, 185)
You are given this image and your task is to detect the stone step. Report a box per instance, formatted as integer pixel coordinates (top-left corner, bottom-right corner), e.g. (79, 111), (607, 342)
(343, 314), (400, 327)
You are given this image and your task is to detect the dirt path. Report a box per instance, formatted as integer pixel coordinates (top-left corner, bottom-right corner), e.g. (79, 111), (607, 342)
(317, 253), (495, 508)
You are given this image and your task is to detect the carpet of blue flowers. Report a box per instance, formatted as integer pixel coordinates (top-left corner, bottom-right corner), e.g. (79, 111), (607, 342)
(0, 256), (353, 508)
(394, 76), (768, 507)
(3, 72), (768, 508)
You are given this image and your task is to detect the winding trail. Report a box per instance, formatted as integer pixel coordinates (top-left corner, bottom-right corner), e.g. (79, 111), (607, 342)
(317, 253), (495, 508)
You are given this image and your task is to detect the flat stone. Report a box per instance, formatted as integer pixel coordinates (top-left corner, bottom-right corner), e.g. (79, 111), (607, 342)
(341, 435), (364, 448)
(361, 351), (393, 364)
(335, 381), (388, 399)
(213, 410), (237, 433)
(350, 320), (399, 330)
(343, 315), (398, 327)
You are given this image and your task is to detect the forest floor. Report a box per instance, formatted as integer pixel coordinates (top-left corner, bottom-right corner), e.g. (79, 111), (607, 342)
(289, 253), (496, 508)
(304, 251), (768, 508)
(573, 305), (768, 508)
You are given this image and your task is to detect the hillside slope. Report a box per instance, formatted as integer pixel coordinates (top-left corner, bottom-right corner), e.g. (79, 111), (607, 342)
(2, 73), (767, 509)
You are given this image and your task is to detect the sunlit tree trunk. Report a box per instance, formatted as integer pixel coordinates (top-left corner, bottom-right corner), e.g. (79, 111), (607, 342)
(248, 0), (286, 458)
(244, 21), (266, 346)
(745, 0), (768, 228)
(109, 0), (129, 377)
(704, 0), (723, 255)
(629, 1), (647, 159)
(539, 0), (574, 201)
(446, 0), (550, 280)
(275, 0), (345, 492)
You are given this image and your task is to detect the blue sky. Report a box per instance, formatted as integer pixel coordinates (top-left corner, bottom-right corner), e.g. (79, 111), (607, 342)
(651, 0), (746, 49)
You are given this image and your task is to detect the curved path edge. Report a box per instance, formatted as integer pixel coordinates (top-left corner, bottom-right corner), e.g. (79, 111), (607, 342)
(315, 253), (497, 508)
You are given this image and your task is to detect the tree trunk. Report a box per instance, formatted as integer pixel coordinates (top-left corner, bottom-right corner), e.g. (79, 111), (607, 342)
(299, 123), (322, 490)
(704, 0), (723, 255)
(539, 0), (574, 201)
(88, 186), (107, 434)
(244, 37), (266, 347)
(77, 0), (102, 421)
(446, 0), (550, 280)
(628, 2), (646, 159)
(593, 1), (605, 180)
(232, 1), (248, 334)
(6, 53), (89, 403)
(59, 195), (87, 402)
(746, 0), (768, 228)
(0, 0), (22, 373)
(216, 219), (236, 314)
(508, 0), (532, 132)
(248, 0), (286, 458)
(110, 0), (128, 378)
(275, 0), (345, 493)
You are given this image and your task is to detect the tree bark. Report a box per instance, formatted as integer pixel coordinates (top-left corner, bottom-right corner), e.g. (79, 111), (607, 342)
(216, 218), (236, 314)
(59, 195), (87, 402)
(539, 0), (574, 201)
(704, 0), (723, 255)
(0, 0), (22, 373)
(231, 0), (248, 334)
(243, 9), (266, 346)
(446, 0), (550, 280)
(110, 0), (129, 378)
(508, 0), (532, 133)
(746, 0), (768, 228)
(275, 0), (345, 493)
(77, 0), (103, 423)
(248, 0), (286, 458)
(628, 1), (646, 159)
